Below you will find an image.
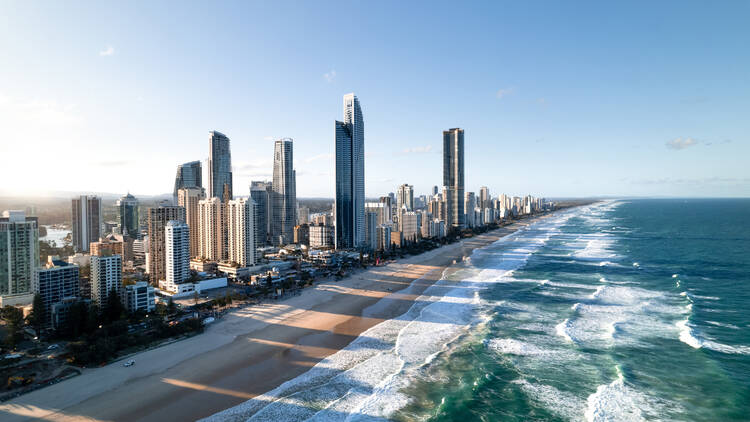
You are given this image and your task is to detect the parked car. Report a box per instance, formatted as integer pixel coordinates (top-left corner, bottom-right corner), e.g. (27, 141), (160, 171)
(47, 344), (59, 350)
(123, 360), (135, 367)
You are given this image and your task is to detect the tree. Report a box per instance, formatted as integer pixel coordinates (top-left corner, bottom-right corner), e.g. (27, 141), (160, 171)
(193, 291), (199, 305)
(86, 304), (101, 334)
(105, 289), (124, 323)
(224, 291), (233, 306)
(167, 296), (176, 314)
(79, 264), (91, 279)
(28, 293), (47, 338)
(1, 306), (24, 349)
(65, 301), (89, 338)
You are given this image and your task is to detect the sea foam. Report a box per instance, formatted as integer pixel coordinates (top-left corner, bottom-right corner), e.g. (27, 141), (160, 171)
(202, 213), (574, 421)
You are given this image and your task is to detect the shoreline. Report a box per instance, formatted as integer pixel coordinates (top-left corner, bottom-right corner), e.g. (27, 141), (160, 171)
(0, 212), (561, 422)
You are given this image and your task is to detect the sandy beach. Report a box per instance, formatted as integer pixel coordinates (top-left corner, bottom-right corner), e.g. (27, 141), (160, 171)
(0, 215), (548, 422)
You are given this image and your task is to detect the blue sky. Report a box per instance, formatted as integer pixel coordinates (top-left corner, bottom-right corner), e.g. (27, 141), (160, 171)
(1, 1), (748, 198)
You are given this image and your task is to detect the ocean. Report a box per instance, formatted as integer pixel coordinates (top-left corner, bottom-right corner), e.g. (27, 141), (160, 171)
(207, 199), (750, 422)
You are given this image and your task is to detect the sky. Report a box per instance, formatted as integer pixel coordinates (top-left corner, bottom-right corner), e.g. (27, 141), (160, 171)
(1, 1), (748, 199)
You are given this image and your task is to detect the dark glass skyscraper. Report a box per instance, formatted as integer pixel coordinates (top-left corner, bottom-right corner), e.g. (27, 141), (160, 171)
(208, 131), (232, 201)
(335, 93), (365, 249)
(173, 160), (202, 202)
(116, 193), (139, 238)
(250, 181), (270, 247)
(443, 128), (465, 229)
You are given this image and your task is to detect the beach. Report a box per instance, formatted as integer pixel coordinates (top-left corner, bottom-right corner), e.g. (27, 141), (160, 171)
(0, 215), (548, 422)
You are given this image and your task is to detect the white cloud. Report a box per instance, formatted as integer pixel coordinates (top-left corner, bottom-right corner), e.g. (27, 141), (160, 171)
(666, 137), (699, 150)
(323, 70), (336, 83)
(401, 145), (433, 154)
(496, 87), (514, 99)
(99, 45), (115, 56)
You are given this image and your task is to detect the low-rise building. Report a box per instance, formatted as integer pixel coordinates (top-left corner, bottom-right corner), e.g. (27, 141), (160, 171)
(190, 258), (217, 273)
(121, 281), (155, 313)
(158, 276), (227, 297)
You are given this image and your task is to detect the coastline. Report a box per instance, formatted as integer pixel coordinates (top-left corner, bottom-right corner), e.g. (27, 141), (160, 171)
(0, 213), (557, 422)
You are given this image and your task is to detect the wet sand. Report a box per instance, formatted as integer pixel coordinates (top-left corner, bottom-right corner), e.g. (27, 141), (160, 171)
(0, 217), (546, 422)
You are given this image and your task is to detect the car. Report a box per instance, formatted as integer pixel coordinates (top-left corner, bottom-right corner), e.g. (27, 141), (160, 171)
(123, 360), (135, 367)
(47, 344), (59, 350)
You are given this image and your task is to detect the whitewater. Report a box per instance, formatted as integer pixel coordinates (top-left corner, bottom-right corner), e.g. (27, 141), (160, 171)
(205, 199), (750, 421)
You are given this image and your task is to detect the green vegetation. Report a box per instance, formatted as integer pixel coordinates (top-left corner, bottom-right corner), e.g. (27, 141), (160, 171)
(1, 306), (24, 349)
(27, 294), (47, 339)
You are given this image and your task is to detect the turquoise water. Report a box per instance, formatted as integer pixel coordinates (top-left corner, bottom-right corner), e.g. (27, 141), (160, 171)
(206, 199), (749, 422)
(394, 199), (750, 421)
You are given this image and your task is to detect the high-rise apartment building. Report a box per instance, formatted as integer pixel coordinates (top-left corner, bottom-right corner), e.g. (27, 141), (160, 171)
(177, 187), (205, 258)
(198, 197), (226, 262)
(397, 184), (414, 212)
(479, 186), (490, 210)
(173, 160), (202, 203)
(90, 254), (122, 310)
(0, 211), (39, 306)
(443, 128), (465, 229)
(36, 260), (79, 327)
(116, 193), (139, 238)
(465, 192), (477, 228)
(365, 211), (378, 251)
(376, 225), (392, 252)
(165, 221), (190, 286)
(294, 224), (310, 246)
(309, 224), (333, 249)
(147, 206), (185, 283)
(227, 198), (256, 267)
(208, 131), (233, 201)
(272, 138), (296, 246)
(379, 196), (393, 223)
(250, 181), (271, 247)
(335, 93), (365, 249)
(400, 211), (419, 242)
(72, 195), (102, 252)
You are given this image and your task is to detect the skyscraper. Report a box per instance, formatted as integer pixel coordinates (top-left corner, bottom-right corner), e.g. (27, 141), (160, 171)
(479, 186), (490, 210)
(272, 138), (296, 246)
(173, 160), (202, 202)
(165, 221), (190, 286)
(227, 198), (256, 267)
(397, 184), (414, 212)
(116, 193), (139, 238)
(250, 181), (271, 247)
(335, 93), (365, 249)
(147, 206), (185, 283)
(72, 195), (102, 252)
(198, 197), (226, 262)
(443, 128), (465, 229)
(365, 211), (378, 251)
(208, 131), (233, 201)
(91, 254), (121, 310)
(0, 210), (38, 306)
(177, 187), (205, 258)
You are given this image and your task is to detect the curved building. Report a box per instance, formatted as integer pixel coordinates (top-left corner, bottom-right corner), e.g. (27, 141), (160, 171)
(335, 93), (365, 249)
